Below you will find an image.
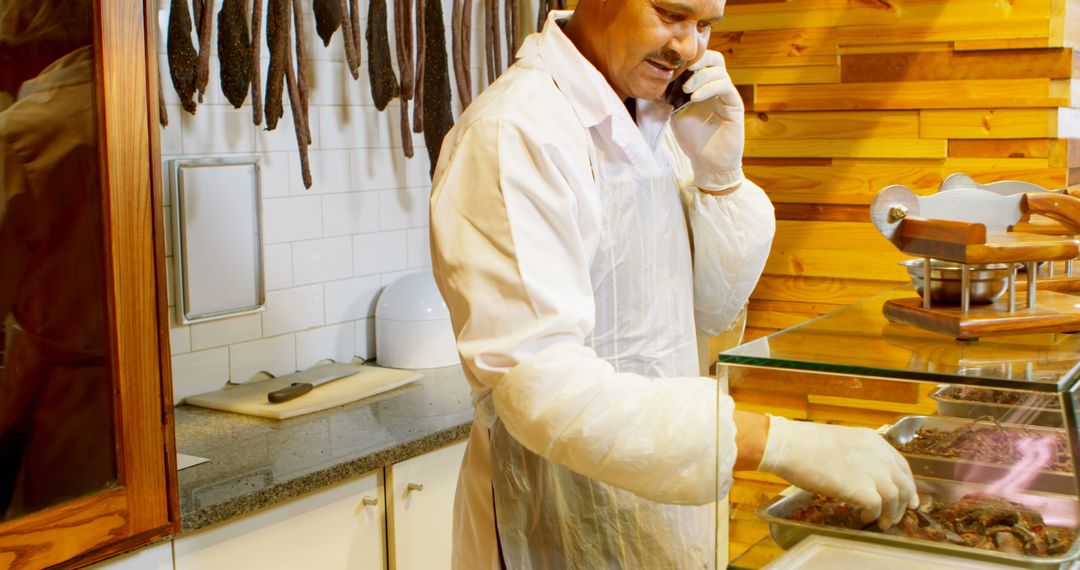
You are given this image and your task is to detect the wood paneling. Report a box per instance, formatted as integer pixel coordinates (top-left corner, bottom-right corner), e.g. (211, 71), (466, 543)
(746, 111), (920, 139)
(841, 49), (1075, 82)
(920, 109), (1060, 139)
(754, 78), (1070, 111)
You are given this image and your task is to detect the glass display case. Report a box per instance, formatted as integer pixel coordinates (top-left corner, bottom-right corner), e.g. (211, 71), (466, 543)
(721, 287), (1080, 569)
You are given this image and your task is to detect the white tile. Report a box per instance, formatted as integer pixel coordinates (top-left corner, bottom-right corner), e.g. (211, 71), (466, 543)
(322, 192), (380, 236)
(379, 185), (429, 230)
(296, 323), (357, 369)
(190, 313), (263, 351)
(160, 105), (184, 154)
(229, 334), (297, 383)
(351, 146), (408, 191)
(161, 157), (174, 206)
(263, 284), (325, 336)
(380, 268), (423, 287)
(324, 275), (381, 323)
(353, 231), (408, 276)
(169, 310), (191, 355)
(406, 227), (432, 268)
(308, 59), (350, 106)
(317, 105), (396, 149)
(355, 318), (376, 360)
(159, 55), (179, 105)
(181, 105), (256, 154)
(255, 104), (322, 152)
(263, 196), (322, 244)
(258, 152), (292, 198)
(291, 149), (351, 194)
(293, 236), (353, 284)
(404, 143), (433, 187)
(171, 348), (230, 404)
(162, 206), (174, 257)
(202, 56), (224, 106)
(166, 256), (176, 306)
(264, 243), (294, 290)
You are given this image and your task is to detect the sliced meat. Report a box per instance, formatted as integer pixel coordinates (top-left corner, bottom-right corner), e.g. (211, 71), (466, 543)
(284, 43), (312, 188)
(313, 0), (342, 47)
(422, 0), (454, 176)
(366, 0), (400, 111)
(250, 0), (264, 125)
(413, 0), (425, 132)
(395, 0), (414, 158)
(195, 0), (215, 102)
(338, 0), (360, 78)
(218, 0), (251, 108)
(292, 0), (311, 145)
(167, 0), (198, 114)
(158, 65), (169, 127)
(264, 0), (290, 130)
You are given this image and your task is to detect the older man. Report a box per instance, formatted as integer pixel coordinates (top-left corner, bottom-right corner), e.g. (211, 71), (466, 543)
(430, 0), (918, 567)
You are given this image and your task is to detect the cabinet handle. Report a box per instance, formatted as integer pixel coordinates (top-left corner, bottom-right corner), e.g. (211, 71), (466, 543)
(361, 496), (378, 507)
(406, 482), (424, 494)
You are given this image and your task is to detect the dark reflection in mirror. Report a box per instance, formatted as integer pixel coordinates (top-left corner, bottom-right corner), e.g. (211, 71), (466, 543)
(0, 0), (117, 521)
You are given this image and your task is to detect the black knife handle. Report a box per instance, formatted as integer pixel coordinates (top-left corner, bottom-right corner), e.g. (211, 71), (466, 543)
(267, 382), (314, 404)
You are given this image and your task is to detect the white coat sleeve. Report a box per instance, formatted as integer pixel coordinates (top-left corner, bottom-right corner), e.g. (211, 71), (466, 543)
(431, 113), (737, 505)
(666, 133), (776, 336)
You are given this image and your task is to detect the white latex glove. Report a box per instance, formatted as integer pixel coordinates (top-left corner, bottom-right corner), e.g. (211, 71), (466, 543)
(669, 50), (745, 192)
(757, 416), (919, 529)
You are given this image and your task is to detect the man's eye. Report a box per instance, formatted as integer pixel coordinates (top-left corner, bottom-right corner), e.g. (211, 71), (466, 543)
(657, 8), (680, 22)
(697, 21), (712, 32)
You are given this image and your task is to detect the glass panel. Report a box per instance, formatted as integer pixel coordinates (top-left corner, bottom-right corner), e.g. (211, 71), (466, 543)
(726, 376), (1080, 568)
(0, 0), (117, 520)
(719, 287), (1080, 390)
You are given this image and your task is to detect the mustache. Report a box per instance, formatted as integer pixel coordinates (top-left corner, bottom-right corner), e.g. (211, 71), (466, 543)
(644, 50), (685, 68)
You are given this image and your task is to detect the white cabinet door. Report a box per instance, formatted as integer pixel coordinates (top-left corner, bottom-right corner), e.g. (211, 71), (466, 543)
(386, 441), (467, 570)
(174, 470), (386, 570)
(88, 540), (173, 570)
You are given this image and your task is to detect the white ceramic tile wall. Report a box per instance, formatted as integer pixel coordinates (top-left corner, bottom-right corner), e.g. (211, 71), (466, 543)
(156, 0), (511, 404)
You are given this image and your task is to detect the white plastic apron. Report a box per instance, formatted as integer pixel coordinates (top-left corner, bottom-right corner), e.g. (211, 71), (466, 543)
(488, 134), (717, 569)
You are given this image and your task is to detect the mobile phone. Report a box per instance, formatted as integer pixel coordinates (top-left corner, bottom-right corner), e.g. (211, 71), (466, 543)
(664, 70), (693, 114)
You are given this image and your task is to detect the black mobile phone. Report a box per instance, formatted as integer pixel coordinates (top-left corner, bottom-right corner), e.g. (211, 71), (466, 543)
(664, 70), (693, 114)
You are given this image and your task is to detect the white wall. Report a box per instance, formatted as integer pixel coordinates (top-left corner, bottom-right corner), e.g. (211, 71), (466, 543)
(157, 0), (510, 403)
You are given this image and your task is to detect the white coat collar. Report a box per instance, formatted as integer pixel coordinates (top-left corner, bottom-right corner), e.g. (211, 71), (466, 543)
(518, 11), (671, 172)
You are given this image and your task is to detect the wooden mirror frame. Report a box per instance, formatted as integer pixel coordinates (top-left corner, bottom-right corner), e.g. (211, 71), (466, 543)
(0, 0), (179, 567)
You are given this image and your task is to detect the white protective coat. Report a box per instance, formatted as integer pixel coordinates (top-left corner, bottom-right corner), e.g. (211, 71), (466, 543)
(430, 12), (775, 569)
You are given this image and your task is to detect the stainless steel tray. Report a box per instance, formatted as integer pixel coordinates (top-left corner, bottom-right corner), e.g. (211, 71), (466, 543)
(931, 385), (1063, 427)
(885, 416), (1075, 495)
(758, 477), (1080, 569)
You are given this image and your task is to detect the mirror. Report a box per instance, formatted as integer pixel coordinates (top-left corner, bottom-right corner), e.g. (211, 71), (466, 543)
(0, 0), (117, 520)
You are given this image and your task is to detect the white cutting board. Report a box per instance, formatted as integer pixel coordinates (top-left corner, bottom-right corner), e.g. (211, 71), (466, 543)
(184, 364), (423, 420)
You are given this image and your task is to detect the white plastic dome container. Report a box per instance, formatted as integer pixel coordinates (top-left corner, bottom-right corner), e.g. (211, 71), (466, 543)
(375, 271), (458, 369)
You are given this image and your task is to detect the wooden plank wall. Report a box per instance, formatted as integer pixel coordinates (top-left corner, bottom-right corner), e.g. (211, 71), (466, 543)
(713, 0), (1080, 559)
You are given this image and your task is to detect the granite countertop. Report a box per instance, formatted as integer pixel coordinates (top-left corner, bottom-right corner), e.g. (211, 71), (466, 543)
(173, 366), (474, 533)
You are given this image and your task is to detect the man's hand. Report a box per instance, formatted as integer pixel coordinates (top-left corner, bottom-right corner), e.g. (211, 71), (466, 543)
(669, 50), (745, 192)
(757, 415), (919, 529)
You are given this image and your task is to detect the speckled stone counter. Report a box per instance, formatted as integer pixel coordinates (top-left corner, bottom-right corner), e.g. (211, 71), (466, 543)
(173, 365), (473, 533)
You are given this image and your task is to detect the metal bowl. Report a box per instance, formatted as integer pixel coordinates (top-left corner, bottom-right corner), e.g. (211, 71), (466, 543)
(899, 259), (1013, 305)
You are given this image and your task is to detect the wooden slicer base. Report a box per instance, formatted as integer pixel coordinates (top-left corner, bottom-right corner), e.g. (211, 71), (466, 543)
(883, 290), (1080, 340)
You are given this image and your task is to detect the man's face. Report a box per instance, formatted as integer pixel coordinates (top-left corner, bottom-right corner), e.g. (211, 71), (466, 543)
(592, 0), (725, 100)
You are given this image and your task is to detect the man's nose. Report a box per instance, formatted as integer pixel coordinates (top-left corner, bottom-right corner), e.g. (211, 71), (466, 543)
(667, 23), (698, 64)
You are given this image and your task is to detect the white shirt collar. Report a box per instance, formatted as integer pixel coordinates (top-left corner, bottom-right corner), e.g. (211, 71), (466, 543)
(518, 11), (673, 171)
